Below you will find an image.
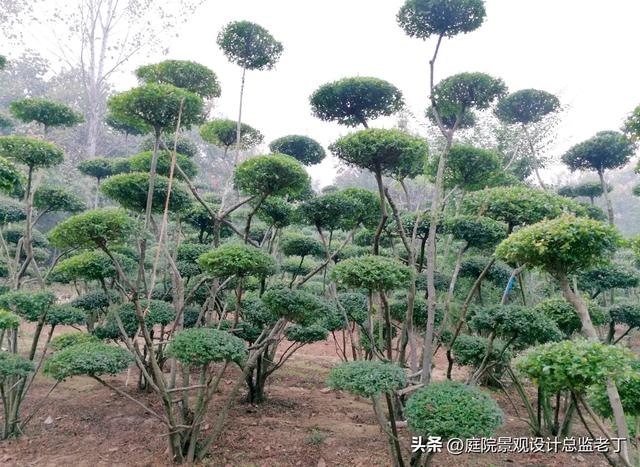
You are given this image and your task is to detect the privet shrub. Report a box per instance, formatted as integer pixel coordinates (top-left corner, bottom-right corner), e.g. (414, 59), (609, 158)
(327, 360), (406, 397)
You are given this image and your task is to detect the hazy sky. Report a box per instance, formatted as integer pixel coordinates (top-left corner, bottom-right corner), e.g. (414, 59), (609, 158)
(125, 1), (640, 186)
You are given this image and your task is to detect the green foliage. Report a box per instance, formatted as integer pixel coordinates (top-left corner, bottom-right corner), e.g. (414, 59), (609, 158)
(285, 324), (328, 344)
(468, 305), (562, 349)
(426, 105), (475, 130)
(240, 294), (278, 327)
(310, 77), (404, 127)
(44, 342), (133, 380)
(128, 150), (198, 180)
(281, 257), (316, 277)
(623, 104), (640, 139)
(332, 255), (413, 291)
(139, 134), (199, 158)
(135, 60), (220, 99)
(329, 128), (428, 179)
(534, 297), (606, 337)
(299, 188), (380, 231)
(101, 172), (193, 213)
(0, 136), (64, 170)
(77, 158), (119, 181)
(0, 309), (20, 330)
(48, 208), (136, 249)
(234, 154), (310, 198)
(397, 0), (486, 39)
(198, 243), (275, 278)
(432, 72), (506, 117)
(269, 135), (326, 165)
(167, 328), (247, 366)
(444, 215), (507, 249)
(105, 112), (150, 136)
(496, 215), (621, 276)
(560, 181), (612, 200)
(578, 263), (639, 293)
(451, 334), (510, 368)
(0, 157), (22, 193)
(262, 287), (331, 325)
(589, 360), (640, 418)
(70, 291), (118, 312)
(0, 352), (33, 381)
(94, 300), (174, 339)
(0, 197), (25, 224)
(463, 186), (590, 230)
(327, 360), (406, 397)
(199, 119), (263, 151)
(429, 144), (501, 191)
(0, 290), (55, 322)
(390, 296), (443, 330)
(516, 339), (634, 393)
(107, 83), (204, 133)
(217, 20), (283, 71)
(45, 305), (86, 327)
(49, 332), (99, 351)
(280, 232), (324, 258)
(3, 227), (48, 247)
(562, 131), (635, 173)
(256, 197), (294, 228)
(495, 89), (560, 125)
(608, 302), (640, 330)
(405, 381), (503, 440)
(338, 292), (368, 325)
(9, 98), (83, 129)
(33, 185), (85, 214)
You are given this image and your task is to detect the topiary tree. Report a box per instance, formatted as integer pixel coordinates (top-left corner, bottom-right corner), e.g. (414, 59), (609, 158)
(217, 20), (283, 169)
(199, 118), (263, 158)
(280, 233), (324, 285)
(48, 208), (135, 250)
(100, 172), (193, 214)
(33, 185), (85, 224)
(0, 136), (65, 287)
(9, 97), (83, 135)
(233, 154), (310, 242)
(562, 131), (635, 224)
(533, 297), (607, 338)
(105, 112), (150, 153)
(578, 263), (639, 300)
(496, 214), (632, 458)
(332, 255), (412, 361)
(135, 60), (221, 99)
(623, 104), (640, 140)
(606, 302), (640, 344)
(495, 89), (561, 189)
(0, 197), (25, 225)
(428, 144), (501, 192)
(77, 157), (122, 208)
(269, 135), (325, 165)
(517, 339), (635, 464)
(310, 77), (404, 128)
(562, 180), (613, 205)
(329, 128), (428, 253)
(405, 380), (502, 465)
(462, 185), (589, 233)
(107, 82), (204, 224)
(327, 360), (406, 466)
(128, 150), (198, 180)
(398, 0), (500, 380)
(139, 134), (199, 158)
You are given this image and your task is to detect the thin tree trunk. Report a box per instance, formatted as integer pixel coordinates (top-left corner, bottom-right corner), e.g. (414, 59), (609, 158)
(598, 169), (615, 225)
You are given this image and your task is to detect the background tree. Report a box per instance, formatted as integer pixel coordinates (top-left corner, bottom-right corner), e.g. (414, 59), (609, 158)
(77, 157), (121, 208)
(310, 77), (404, 128)
(199, 118), (263, 159)
(10, 98), (83, 136)
(562, 131), (635, 225)
(495, 89), (561, 189)
(269, 135), (326, 166)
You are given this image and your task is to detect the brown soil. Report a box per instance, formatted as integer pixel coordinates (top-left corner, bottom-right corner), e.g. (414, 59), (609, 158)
(0, 329), (615, 466)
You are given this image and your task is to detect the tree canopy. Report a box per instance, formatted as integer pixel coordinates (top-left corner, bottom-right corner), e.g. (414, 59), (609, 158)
(217, 20), (283, 71)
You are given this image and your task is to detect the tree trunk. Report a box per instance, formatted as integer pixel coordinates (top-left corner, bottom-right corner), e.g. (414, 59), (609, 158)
(598, 169), (614, 225)
(558, 273), (630, 462)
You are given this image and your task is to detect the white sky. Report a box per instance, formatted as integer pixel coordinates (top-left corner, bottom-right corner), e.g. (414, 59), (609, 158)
(52, 1), (640, 187)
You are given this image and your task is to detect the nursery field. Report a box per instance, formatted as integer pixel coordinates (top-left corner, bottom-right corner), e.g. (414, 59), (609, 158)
(1, 0), (640, 466)
(0, 327), (616, 466)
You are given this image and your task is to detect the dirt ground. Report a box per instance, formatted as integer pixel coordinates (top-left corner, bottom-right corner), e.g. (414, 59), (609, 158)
(0, 329), (615, 467)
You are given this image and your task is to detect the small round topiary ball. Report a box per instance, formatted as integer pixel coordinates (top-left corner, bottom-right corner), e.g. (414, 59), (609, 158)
(405, 380), (503, 440)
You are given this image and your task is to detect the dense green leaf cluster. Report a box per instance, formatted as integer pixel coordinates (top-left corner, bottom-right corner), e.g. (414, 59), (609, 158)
(234, 154), (310, 198)
(327, 360), (406, 397)
(200, 119), (263, 151)
(0, 290), (55, 322)
(167, 327), (247, 366)
(44, 342), (133, 381)
(405, 380), (503, 439)
(101, 173), (193, 213)
(136, 60), (221, 99)
(198, 243), (275, 278)
(397, 0), (486, 39)
(0, 136), (64, 170)
(48, 208), (136, 249)
(217, 20), (283, 71)
(332, 255), (413, 291)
